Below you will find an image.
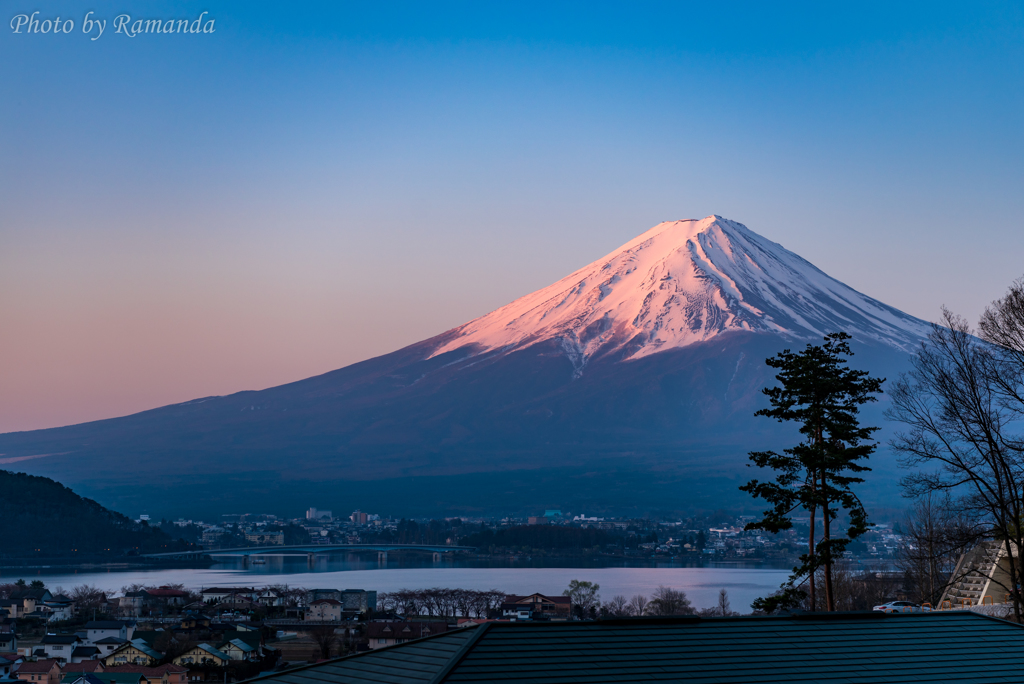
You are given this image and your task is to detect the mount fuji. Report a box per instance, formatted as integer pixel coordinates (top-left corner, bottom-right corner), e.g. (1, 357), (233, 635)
(0, 216), (931, 518)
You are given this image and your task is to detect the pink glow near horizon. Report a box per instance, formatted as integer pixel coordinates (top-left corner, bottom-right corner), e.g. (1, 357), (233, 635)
(4, 3), (1024, 432)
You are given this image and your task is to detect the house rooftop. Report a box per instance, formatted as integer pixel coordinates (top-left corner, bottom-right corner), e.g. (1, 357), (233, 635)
(242, 612), (1024, 684)
(193, 644), (230, 662)
(61, 674), (105, 684)
(62, 660), (103, 673)
(63, 673), (143, 684)
(16, 660), (60, 673)
(95, 665), (185, 675)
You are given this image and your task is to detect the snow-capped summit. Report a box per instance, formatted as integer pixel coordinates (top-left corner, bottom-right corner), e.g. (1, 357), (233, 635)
(433, 215), (929, 371)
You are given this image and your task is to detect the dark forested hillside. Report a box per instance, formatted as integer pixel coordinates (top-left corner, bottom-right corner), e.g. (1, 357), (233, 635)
(0, 470), (191, 557)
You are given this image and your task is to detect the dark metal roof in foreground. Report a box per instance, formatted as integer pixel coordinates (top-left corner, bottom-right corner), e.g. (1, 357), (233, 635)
(248, 612), (1024, 684)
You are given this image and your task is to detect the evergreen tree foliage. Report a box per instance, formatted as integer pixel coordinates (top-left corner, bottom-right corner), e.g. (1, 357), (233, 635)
(741, 333), (884, 612)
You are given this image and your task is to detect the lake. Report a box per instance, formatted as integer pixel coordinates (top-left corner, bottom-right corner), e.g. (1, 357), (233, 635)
(0, 554), (810, 612)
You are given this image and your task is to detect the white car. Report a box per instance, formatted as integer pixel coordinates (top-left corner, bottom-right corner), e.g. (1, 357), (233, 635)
(873, 601), (931, 613)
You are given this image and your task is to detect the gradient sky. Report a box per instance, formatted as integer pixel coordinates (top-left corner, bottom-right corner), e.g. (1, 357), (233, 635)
(2, 1), (1023, 433)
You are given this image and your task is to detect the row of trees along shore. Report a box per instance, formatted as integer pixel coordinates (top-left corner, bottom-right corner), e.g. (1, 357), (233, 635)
(377, 583), (735, 620)
(743, 276), (1024, 621)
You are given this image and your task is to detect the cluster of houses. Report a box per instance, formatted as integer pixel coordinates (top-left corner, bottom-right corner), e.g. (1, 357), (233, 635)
(0, 582), (577, 679)
(1, 619), (264, 670)
(190, 588), (376, 622)
(2, 658), (187, 684)
(0, 589), (75, 623)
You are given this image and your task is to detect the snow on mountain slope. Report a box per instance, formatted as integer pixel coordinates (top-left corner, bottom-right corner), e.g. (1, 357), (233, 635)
(432, 216), (930, 372)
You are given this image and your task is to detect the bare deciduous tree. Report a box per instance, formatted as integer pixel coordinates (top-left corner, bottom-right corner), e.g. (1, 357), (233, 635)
(564, 580), (601, 620)
(888, 297), (1024, 621)
(69, 585), (107, 613)
(627, 594), (649, 617)
(647, 586), (693, 616)
(896, 493), (982, 606)
(309, 625), (339, 660)
(377, 588), (506, 618)
(601, 595), (631, 617)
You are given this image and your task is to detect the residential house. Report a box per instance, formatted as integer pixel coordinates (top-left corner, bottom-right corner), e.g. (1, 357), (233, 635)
(0, 604), (21, 621)
(10, 589), (52, 617)
(90, 665), (185, 684)
(172, 644), (229, 668)
(215, 639), (258, 663)
(117, 595), (145, 618)
(68, 648), (99, 664)
(91, 640), (125, 659)
(255, 591), (282, 608)
(500, 594), (571, 621)
(59, 674), (102, 684)
(305, 600), (342, 622)
(101, 640), (160, 667)
(39, 635), (82, 664)
(199, 589), (252, 605)
(83, 623), (134, 647)
(176, 616), (210, 632)
(13, 659), (61, 684)
(41, 597), (73, 623)
(125, 633), (159, 650)
(62, 672), (144, 684)
(140, 590), (187, 609)
(60, 662), (103, 675)
(366, 623), (449, 650)
(0, 655), (20, 677)
(0, 637), (15, 653)
(212, 595), (254, 613)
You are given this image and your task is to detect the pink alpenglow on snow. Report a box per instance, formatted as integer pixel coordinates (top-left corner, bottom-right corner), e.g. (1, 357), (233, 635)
(432, 216), (930, 376)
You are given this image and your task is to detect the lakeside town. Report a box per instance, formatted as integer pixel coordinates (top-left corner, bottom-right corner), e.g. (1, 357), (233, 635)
(0, 578), (759, 679)
(149, 506), (906, 565)
(0, 574), (909, 683)
(0, 506), (959, 682)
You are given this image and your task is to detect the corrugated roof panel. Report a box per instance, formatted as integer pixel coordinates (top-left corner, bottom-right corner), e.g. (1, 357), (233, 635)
(245, 613), (1024, 684)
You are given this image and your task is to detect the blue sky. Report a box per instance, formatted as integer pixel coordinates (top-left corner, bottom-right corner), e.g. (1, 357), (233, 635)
(2, 1), (1023, 431)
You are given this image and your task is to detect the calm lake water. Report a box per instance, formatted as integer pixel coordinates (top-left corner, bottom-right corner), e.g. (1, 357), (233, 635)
(5, 554), (805, 612)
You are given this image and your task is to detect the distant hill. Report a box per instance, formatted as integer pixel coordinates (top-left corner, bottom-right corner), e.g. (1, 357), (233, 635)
(0, 216), (927, 519)
(0, 470), (191, 557)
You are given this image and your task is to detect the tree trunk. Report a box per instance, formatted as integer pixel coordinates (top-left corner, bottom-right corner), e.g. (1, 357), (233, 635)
(1007, 538), (1023, 622)
(808, 478), (816, 612)
(822, 477), (834, 612)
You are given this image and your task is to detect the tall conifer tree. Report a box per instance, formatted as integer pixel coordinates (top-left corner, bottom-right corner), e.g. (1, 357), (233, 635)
(742, 332), (884, 612)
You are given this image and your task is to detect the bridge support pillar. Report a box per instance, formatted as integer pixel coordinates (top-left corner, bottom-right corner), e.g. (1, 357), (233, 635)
(378, 551), (388, 564)
(433, 552), (442, 562)
(307, 553), (316, 566)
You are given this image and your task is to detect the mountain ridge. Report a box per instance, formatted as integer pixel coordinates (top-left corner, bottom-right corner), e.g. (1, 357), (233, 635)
(0, 216), (927, 517)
